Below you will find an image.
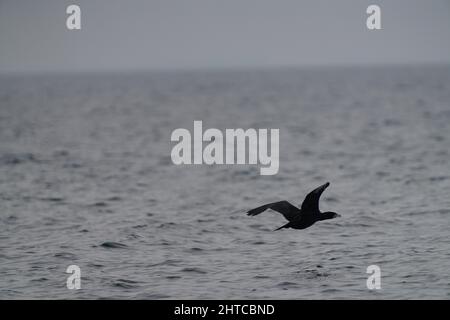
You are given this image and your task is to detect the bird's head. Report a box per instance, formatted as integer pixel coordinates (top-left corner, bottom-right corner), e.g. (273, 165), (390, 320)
(321, 211), (341, 220)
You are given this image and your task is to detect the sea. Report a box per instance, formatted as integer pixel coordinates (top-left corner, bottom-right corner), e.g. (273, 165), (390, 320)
(0, 65), (449, 299)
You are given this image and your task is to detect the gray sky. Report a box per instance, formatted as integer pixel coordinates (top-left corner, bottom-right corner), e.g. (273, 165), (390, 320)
(1, 0), (450, 73)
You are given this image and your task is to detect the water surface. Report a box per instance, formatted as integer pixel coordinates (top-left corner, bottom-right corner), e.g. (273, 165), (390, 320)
(1, 66), (449, 299)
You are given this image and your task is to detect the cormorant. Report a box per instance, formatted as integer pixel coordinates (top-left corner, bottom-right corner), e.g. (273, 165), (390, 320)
(247, 182), (340, 231)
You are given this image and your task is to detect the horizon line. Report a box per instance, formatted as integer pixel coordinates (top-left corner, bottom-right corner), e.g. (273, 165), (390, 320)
(1, 61), (449, 77)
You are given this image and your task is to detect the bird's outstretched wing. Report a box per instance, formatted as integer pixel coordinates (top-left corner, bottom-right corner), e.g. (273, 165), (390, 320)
(300, 182), (330, 214)
(247, 200), (300, 222)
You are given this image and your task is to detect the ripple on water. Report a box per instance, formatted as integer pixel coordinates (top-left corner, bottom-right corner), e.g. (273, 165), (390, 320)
(277, 281), (300, 289)
(250, 241), (266, 245)
(99, 242), (128, 249)
(148, 259), (183, 267)
(295, 267), (331, 279)
(0, 153), (40, 165)
(132, 224), (148, 229)
(111, 279), (140, 289)
(30, 277), (49, 282)
(188, 247), (204, 253)
(87, 263), (104, 268)
(158, 222), (177, 228)
(89, 202), (108, 208)
(4, 215), (18, 224)
(40, 197), (65, 203)
(106, 196), (122, 201)
(54, 252), (78, 260)
(180, 267), (208, 274)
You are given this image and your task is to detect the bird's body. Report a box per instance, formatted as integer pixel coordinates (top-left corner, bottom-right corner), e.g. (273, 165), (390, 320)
(247, 182), (340, 231)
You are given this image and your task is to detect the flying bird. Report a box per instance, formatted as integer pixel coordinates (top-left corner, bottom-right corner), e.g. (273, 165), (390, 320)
(247, 182), (340, 231)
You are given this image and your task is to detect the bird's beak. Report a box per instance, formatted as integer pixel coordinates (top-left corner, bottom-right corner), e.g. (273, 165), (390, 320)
(335, 213), (341, 218)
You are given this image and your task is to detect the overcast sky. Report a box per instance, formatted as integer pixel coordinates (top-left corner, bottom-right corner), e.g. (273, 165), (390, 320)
(0, 0), (449, 73)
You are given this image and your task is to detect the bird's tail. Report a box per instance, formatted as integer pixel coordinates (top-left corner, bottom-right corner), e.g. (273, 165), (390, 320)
(274, 223), (289, 231)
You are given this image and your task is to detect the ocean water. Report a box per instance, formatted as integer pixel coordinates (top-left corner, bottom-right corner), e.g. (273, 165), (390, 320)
(0, 66), (449, 299)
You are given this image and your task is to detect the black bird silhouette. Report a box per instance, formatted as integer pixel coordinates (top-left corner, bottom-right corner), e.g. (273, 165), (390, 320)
(247, 182), (340, 231)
